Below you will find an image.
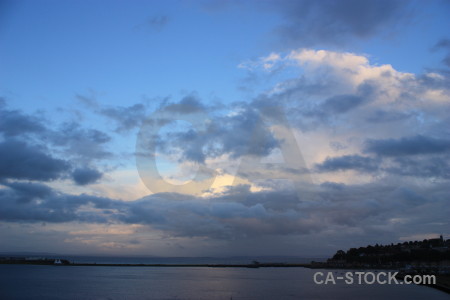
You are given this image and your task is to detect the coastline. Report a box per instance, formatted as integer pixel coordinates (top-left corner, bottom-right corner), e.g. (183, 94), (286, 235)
(2, 259), (449, 294)
(0, 260), (310, 268)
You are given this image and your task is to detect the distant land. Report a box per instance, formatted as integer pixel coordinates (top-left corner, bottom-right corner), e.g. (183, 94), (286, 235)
(1, 238), (449, 293)
(2, 236), (449, 270)
(0, 255), (323, 267)
(312, 235), (450, 270)
(0, 237), (448, 273)
(310, 236), (450, 294)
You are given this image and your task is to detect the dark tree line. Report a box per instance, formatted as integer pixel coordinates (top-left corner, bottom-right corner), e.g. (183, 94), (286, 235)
(331, 238), (450, 264)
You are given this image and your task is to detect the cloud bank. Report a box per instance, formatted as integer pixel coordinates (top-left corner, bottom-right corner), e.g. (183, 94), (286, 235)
(1, 46), (450, 255)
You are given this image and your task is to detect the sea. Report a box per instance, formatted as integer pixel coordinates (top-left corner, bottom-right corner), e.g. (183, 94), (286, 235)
(0, 257), (448, 300)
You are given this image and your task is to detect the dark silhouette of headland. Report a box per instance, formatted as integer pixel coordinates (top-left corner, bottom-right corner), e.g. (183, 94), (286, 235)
(309, 235), (450, 293)
(1, 236), (449, 292)
(312, 235), (450, 271)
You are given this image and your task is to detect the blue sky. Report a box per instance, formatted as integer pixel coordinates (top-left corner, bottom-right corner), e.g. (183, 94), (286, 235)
(2, 0), (448, 112)
(1, 0), (450, 256)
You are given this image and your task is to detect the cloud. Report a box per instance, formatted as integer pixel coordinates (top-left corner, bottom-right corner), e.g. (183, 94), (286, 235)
(0, 183), (325, 237)
(365, 109), (413, 123)
(148, 103), (280, 164)
(315, 155), (379, 173)
(0, 180), (54, 203)
(100, 103), (148, 133)
(238, 52), (283, 71)
(0, 100), (113, 189)
(269, 0), (413, 47)
(139, 48), (450, 191)
(163, 95), (206, 114)
(364, 135), (450, 157)
(386, 156), (450, 179)
(147, 15), (169, 31)
(134, 15), (170, 33)
(0, 186), (122, 223)
(75, 93), (99, 108)
(50, 122), (111, 162)
(0, 99), (112, 168)
(0, 179), (447, 244)
(0, 140), (70, 181)
(286, 49), (414, 87)
(432, 38), (450, 68)
(242, 48), (449, 135)
(75, 92), (154, 133)
(203, 0), (415, 48)
(3, 45), (450, 254)
(321, 94), (366, 114)
(246, 49), (416, 121)
(234, 47), (450, 191)
(72, 168), (103, 185)
(0, 107), (46, 137)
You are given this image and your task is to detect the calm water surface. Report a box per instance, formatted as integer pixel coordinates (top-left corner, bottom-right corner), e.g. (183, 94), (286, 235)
(0, 265), (448, 300)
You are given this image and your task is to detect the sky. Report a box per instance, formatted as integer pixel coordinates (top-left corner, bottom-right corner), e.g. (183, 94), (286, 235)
(1, 0), (450, 257)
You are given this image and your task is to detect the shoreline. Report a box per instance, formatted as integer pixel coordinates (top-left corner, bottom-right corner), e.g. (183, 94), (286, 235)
(0, 261), (311, 268)
(2, 261), (449, 294)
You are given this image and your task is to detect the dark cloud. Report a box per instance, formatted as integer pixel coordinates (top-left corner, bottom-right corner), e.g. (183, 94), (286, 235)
(306, 82), (377, 122)
(249, 79), (379, 132)
(0, 185), (123, 223)
(365, 110), (413, 123)
(0, 180), (54, 203)
(432, 38), (450, 68)
(317, 152), (450, 180)
(0, 194), (77, 223)
(386, 156), (450, 179)
(271, 0), (411, 47)
(90, 96), (280, 165)
(321, 94), (365, 114)
(416, 71), (450, 93)
(315, 155), (379, 172)
(134, 15), (170, 32)
(163, 96), (206, 114)
(0, 105), (46, 137)
(0, 179), (448, 244)
(434, 39), (450, 49)
(57, 122), (110, 144)
(147, 15), (169, 31)
(50, 122), (111, 161)
(294, 93), (367, 122)
(72, 168), (103, 185)
(320, 181), (346, 190)
(75, 92), (153, 133)
(0, 100), (112, 167)
(0, 140), (70, 181)
(0, 100), (112, 187)
(202, 0), (412, 47)
(207, 107), (280, 159)
(364, 135), (450, 157)
(75, 93), (99, 108)
(100, 103), (147, 133)
(154, 105), (280, 163)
